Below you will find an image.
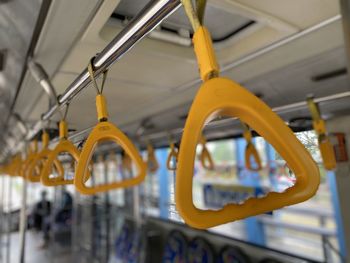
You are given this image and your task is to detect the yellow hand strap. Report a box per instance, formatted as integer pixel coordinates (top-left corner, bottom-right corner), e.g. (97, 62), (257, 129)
(27, 139), (38, 155)
(74, 62), (146, 194)
(41, 120), (90, 186)
(6, 158), (14, 176)
(307, 98), (336, 170)
(27, 131), (64, 183)
(199, 135), (214, 170)
(75, 116), (147, 194)
(242, 123), (262, 171)
(147, 143), (159, 173)
(175, 0), (320, 229)
(9, 155), (22, 177)
(167, 142), (178, 171)
(181, 0), (207, 31)
(20, 140), (38, 178)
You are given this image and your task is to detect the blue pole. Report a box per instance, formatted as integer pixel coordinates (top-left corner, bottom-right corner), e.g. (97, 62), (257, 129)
(156, 148), (170, 219)
(328, 171), (347, 259)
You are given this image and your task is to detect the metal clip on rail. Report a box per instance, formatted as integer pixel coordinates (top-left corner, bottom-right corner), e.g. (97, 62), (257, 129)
(74, 60), (146, 195)
(175, 0), (320, 229)
(147, 143), (159, 173)
(199, 135), (214, 170)
(307, 97), (336, 170)
(27, 131), (64, 183)
(167, 140), (178, 171)
(242, 123), (262, 171)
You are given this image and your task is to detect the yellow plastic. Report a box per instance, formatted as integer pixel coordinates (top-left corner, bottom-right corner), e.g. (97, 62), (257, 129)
(242, 125), (262, 171)
(96, 94), (108, 121)
(307, 98), (336, 170)
(4, 161), (12, 176)
(8, 155), (22, 177)
(166, 142), (178, 171)
(122, 153), (133, 174)
(20, 140), (38, 178)
(318, 134), (336, 170)
(147, 143), (159, 173)
(199, 135), (214, 170)
(175, 26), (320, 229)
(41, 120), (90, 186)
(27, 131), (64, 183)
(74, 94), (146, 195)
(193, 26), (219, 81)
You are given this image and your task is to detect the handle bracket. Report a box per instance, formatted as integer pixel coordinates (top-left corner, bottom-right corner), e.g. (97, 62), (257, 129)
(307, 98), (336, 170)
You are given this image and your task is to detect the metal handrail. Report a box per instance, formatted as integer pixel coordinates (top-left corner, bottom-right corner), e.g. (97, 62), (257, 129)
(259, 215), (336, 237)
(26, 0), (182, 141)
(8, 6), (342, 157)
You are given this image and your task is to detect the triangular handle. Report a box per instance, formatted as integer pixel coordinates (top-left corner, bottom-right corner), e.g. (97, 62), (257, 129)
(307, 98), (336, 170)
(245, 142), (262, 172)
(175, 77), (320, 229)
(21, 153), (36, 178)
(20, 140), (38, 178)
(147, 144), (159, 173)
(199, 136), (214, 170)
(41, 139), (90, 186)
(74, 121), (146, 195)
(242, 124), (262, 171)
(27, 149), (64, 183)
(313, 120), (336, 170)
(200, 146), (214, 170)
(167, 143), (178, 171)
(319, 137), (336, 170)
(8, 155), (22, 177)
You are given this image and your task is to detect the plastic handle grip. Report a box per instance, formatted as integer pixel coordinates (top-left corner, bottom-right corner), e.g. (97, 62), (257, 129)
(147, 144), (159, 173)
(9, 155), (22, 177)
(27, 131), (64, 182)
(319, 137), (336, 170)
(41, 120), (90, 186)
(21, 153), (36, 178)
(16, 156), (23, 177)
(42, 131), (49, 148)
(242, 125), (262, 171)
(167, 143), (178, 171)
(19, 159), (29, 178)
(74, 121), (147, 195)
(27, 149), (64, 183)
(200, 146), (214, 170)
(175, 77), (320, 229)
(313, 119), (336, 170)
(245, 142), (262, 172)
(20, 140), (39, 178)
(199, 136), (214, 170)
(307, 98), (336, 170)
(41, 139), (90, 186)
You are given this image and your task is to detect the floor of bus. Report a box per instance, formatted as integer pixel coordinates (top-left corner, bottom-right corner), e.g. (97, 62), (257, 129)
(9, 231), (72, 263)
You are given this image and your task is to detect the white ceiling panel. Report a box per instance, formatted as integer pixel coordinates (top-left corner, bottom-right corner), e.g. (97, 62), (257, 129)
(9, 0), (348, 145)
